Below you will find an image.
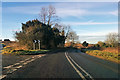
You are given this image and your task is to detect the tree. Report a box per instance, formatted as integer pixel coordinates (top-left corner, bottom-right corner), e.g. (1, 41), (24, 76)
(39, 5), (71, 45)
(39, 7), (47, 24)
(15, 19), (65, 49)
(39, 5), (59, 26)
(105, 32), (118, 47)
(93, 44), (100, 49)
(53, 24), (71, 47)
(82, 41), (89, 48)
(54, 24), (71, 39)
(66, 31), (79, 44)
(97, 41), (106, 48)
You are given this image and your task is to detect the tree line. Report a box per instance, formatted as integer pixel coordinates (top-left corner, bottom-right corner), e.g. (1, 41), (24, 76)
(82, 32), (119, 49)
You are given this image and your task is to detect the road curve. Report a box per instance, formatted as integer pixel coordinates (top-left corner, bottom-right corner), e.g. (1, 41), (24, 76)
(1, 49), (120, 79)
(68, 49), (120, 79)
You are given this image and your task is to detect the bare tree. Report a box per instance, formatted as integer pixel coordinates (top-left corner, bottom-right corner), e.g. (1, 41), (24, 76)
(39, 7), (47, 24)
(39, 5), (59, 26)
(53, 24), (71, 38)
(66, 31), (79, 43)
(105, 32), (118, 47)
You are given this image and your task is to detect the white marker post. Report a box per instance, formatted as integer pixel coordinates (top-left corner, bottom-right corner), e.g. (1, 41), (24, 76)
(38, 40), (40, 50)
(33, 40), (37, 50)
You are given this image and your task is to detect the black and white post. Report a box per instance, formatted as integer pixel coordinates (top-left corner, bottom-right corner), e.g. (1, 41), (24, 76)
(33, 40), (37, 50)
(38, 40), (40, 50)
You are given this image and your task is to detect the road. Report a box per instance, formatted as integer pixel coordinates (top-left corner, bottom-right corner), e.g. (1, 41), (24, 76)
(1, 49), (120, 79)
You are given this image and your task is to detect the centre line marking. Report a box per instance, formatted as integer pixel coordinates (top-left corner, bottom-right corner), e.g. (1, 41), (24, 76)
(65, 52), (86, 80)
(68, 53), (94, 80)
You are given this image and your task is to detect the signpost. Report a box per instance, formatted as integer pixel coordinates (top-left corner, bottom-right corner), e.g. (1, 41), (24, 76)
(33, 40), (40, 50)
(33, 40), (37, 50)
(38, 40), (40, 50)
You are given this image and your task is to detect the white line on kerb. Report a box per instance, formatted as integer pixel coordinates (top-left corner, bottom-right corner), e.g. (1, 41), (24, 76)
(65, 52), (86, 80)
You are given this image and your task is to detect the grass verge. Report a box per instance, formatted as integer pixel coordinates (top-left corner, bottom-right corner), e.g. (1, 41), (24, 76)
(83, 49), (120, 64)
(1, 47), (49, 55)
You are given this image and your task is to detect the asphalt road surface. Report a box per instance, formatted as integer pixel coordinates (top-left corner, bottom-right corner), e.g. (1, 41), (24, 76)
(1, 49), (120, 79)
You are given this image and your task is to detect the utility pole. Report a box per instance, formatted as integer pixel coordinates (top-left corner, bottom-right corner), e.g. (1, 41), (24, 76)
(38, 40), (40, 50)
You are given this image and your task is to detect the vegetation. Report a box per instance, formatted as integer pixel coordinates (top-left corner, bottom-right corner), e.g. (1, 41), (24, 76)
(2, 46), (49, 55)
(39, 5), (59, 26)
(105, 32), (118, 47)
(2, 5), (77, 55)
(80, 32), (119, 63)
(86, 50), (120, 63)
(2, 43), (6, 47)
(82, 41), (89, 48)
(15, 5), (72, 50)
(66, 31), (79, 46)
(4, 39), (10, 41)
(15, 19), (66, 49)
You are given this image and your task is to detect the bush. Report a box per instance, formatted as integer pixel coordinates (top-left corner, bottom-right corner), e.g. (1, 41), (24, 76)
(82, 41), (89, 47)
(2, 43), (6, 47)
(2, 47), (14, 54)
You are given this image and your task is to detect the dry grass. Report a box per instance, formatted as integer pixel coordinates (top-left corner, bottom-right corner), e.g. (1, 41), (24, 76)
(2, 41), (28, 50)
(86, 48), (120, 64)
(102, 47), (118, 54)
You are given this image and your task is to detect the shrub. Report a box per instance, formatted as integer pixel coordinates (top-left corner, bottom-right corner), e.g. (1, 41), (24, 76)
(82, 41), (89, 48)
(2, 47), (14, 54)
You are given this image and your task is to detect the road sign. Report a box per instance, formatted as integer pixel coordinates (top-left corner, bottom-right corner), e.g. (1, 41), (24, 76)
(34, 40), (37, 43)
(38, 40), (40, 43)
(33, 40), (41, 50)
(38, 40), (40, 50)
(33, 40), (37, 50)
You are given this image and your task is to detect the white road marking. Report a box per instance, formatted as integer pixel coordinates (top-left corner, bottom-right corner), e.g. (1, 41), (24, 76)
(4, 65), (14, 69)
(68, 53), (94, 80)
(14, 63), (20, 65)
(65, 52), (86, 80)
(0, 75), (7, 79)
(24, 58), (31, 61)
(2, 54), (45, 79)
(15, 65), (22, 69)
(9, 69), (17, 73)
(19, 60), (25, 63)
(23, 62), (28, 65)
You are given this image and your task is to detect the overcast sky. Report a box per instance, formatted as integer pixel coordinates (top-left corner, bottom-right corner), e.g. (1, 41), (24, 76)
(2, 2), (118, 44)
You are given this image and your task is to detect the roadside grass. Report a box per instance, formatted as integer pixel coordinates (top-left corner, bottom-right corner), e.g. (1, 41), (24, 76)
(1, 47), (49, 55)
(102, 47), (118, 54)
(82, 49), (120, 63)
